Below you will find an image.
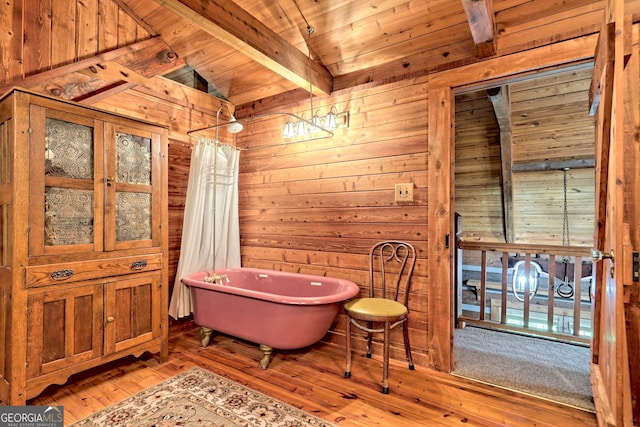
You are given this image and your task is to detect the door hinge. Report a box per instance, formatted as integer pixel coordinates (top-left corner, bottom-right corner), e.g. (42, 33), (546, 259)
(633, 251), (639, 282)
(445, 233), (450, 249)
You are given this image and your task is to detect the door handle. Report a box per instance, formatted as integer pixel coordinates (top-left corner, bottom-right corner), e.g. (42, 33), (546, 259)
(591, 248), (614, 262)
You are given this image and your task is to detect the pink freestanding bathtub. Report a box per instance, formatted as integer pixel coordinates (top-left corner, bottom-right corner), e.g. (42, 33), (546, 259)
(181, 267), (361, 368)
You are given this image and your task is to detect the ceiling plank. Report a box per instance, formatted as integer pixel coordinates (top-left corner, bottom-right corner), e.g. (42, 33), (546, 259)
(462, 0), (497, 58)
(154, 0), (333, 96)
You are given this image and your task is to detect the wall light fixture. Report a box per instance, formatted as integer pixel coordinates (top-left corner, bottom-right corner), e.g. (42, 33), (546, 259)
(283, 107), (349, 138)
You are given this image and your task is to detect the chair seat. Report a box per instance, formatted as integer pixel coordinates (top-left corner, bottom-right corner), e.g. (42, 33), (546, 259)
(345, 297), (407, 318)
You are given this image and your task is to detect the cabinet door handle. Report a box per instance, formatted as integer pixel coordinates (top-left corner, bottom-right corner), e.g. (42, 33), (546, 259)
(106, 316), (115, 323)
(131, 260), (148, 270)
(106, 176), (115, 187)
(51, 269), (73, 280)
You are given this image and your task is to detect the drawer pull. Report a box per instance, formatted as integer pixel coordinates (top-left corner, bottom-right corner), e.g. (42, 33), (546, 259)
(51, 269), (73, 280)
(131, 260), (148, 270)
(106, 316), (115, 323)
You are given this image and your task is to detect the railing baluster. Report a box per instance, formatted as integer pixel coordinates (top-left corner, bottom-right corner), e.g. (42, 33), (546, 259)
(501, 252), (508, 325)
(548, 255), (556, 332)
(480, 251), (487, 321)
(574, 256), (583, 337)
(523, 254), (531, 328)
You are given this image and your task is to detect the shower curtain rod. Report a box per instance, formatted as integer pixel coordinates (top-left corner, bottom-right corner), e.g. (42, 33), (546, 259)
(187, 111), (335, 145)
(196, 137), (245, 151)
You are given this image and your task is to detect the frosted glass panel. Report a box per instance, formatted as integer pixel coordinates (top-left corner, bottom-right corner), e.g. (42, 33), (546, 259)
(116, 132), (151, 185)
(45, 118), (93, 179)
(116, 192), (151, 241)
(45, 187), (93, 245)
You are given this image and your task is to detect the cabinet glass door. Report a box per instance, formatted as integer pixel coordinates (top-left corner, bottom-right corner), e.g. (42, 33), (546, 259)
(29, 105), (104, 256)
(105, 122), (162, 250)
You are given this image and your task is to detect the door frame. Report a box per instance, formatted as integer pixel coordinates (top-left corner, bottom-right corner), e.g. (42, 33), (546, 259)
(588, 0), (636, 424)
(425, 35), (598, 372)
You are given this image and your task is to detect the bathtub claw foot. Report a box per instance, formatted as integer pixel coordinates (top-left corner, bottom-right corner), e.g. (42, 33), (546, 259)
(259, 344), (273, 369)
(200, 327), (213, 347)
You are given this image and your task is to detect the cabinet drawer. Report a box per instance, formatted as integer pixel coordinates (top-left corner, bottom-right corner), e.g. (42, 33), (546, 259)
(26, 254), (162, 288)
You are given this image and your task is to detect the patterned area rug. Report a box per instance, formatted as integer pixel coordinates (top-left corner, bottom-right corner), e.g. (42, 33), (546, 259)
(70, 367), (336, 426)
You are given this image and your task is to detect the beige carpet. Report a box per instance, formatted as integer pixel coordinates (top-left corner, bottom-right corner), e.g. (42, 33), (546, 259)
(69, 367), (337, 426)
(454, 326), (594, 411)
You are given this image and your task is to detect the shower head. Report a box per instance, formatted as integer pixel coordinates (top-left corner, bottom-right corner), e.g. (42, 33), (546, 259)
(227, 117), (243, 134)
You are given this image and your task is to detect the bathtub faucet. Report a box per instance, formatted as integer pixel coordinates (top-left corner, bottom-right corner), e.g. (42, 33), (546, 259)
(204, 273), (229, 284)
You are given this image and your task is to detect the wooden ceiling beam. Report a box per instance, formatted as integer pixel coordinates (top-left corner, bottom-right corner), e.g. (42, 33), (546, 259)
(0, 37), (174, 97)
(512, 158), (596, 172)
(0, 33), (230, 117)
(462, 0), (497, 58)
(487, 85), (514, 243)
(153, 0), (333, 96)
(487, 86), (511, 132)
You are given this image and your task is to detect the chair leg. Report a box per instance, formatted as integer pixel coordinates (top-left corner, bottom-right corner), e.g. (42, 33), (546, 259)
(403, 320), (414, 370)
(345, 316), (352, 378)
(382, 321), (390, 394)
(366, 321), (373, 358)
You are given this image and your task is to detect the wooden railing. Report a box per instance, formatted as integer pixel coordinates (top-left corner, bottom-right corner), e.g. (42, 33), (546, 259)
(456, 240), (593, 344)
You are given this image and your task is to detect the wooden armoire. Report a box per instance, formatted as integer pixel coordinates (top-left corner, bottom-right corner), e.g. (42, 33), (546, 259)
(0, 88), (169, 405)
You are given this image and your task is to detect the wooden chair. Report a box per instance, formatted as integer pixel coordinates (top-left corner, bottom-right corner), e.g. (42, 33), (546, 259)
(344, 240), (416, 393)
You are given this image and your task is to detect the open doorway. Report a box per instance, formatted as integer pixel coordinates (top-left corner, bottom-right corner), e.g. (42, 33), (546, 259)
(452, 64), (596, 410)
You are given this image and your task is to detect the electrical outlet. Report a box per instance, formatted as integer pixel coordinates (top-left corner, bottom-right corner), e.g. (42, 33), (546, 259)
(395, 183), (414, 202)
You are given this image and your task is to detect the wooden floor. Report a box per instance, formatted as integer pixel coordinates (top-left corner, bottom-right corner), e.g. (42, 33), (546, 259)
(29, 328), (598, 426)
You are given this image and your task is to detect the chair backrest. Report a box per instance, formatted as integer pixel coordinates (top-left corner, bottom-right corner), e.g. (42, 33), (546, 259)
(368, 241), (416, 306)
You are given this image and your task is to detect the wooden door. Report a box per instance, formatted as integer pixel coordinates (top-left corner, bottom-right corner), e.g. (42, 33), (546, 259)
(103, 273), (162, 354)
(28, 103), (105, 257)
(589, 1), (633, 425)
(26, 284), (104, 378)
(104, 121), (164, 252)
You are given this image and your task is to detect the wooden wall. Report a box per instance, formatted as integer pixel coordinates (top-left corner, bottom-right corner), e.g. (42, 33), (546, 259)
(232, 80), (430, 364)
(0, 0), (152, 83)
(455, 90), (504, 241)
(455, 67), (596, 247)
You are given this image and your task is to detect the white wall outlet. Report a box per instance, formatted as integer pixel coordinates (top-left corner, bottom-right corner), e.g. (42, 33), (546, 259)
(395, 183), (414, 202)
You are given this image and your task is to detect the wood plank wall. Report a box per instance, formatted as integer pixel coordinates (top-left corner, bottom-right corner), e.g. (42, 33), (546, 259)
(455, 90), (504, 242)
(232, 79), (430, 364)
(455, 67), (596, 247)
(511, 68), (596, 246)
(0, 0), (152, 84)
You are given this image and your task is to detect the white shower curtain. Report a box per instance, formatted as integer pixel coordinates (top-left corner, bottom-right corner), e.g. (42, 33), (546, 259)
(169, 137), (241, 319)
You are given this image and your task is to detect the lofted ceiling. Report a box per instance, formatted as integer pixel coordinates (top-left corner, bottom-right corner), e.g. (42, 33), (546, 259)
(117, 0), (606, 110)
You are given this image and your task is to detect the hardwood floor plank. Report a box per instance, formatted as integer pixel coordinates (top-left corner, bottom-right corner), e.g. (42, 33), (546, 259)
(28, 328), (597, 427)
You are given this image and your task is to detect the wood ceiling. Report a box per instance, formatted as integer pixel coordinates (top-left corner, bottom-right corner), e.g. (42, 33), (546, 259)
(117, 0), (607, 110)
